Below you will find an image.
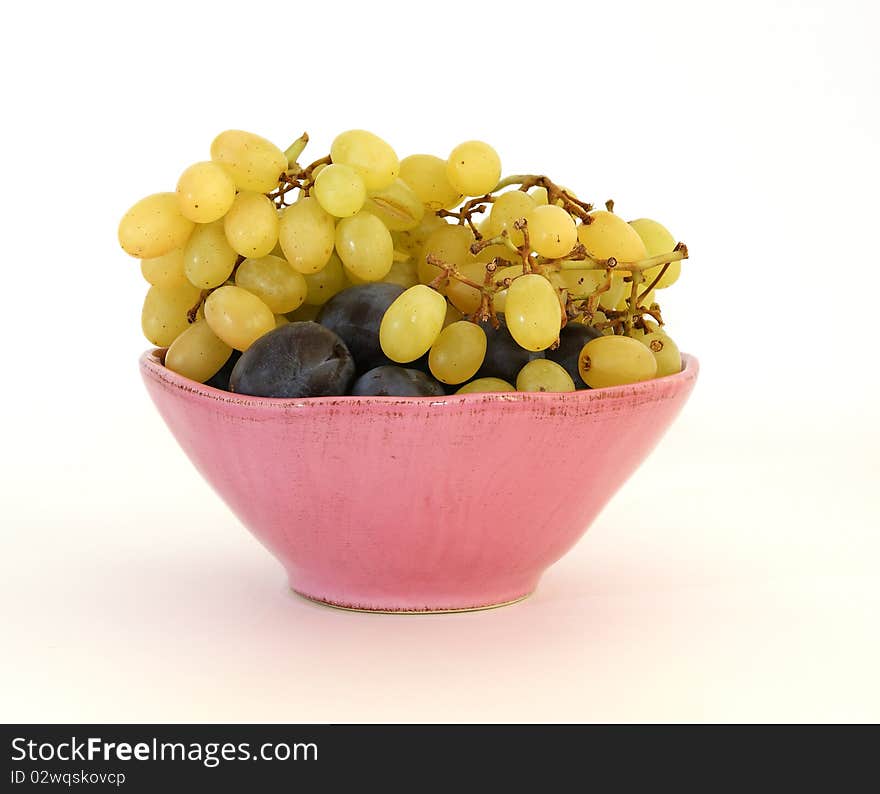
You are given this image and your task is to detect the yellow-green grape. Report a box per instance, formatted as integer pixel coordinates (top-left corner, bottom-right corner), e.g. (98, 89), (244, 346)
(287, 303), (322, 322)
(141, 283), (201, 347)
(302, 253), (347, 306)
(119, 192), (195, 259)
(487, 190), (536, 246)
(456, 377), (515, 394)
(577, 210), (648, 268)
(140, 247), (188, 290)
(428, 321), (487, 384)
(379, 284), (447, 362)
(234, 255), (307, 313)
(446, 140), (501, 197)
(223, 192), (279, 258)
(363, 178), (425, 231)
(335, 211), (393, 282)
(598, 273), (627, 310)
(204, 285), (275, 351)
(552, 266), (605, 297)
(443, 302), (463, 328)
(278, 197), (336, 274)
(275, 314), (290, 327)
(313, 163), (367, 218)
(516, 359), (575, 393)
(182, 220), (237, 289)
(209, 129), (287, 193)
(527, 205), (577, 258)
(530, 187), (549, 205)
(393, 214), (448, 259)
(578, 335), (658, 388)
(399, 154), (463, 210)
(418, 224), (475, 291)
(383, 258), (419, 289)
(473, 242), (514, 265)
(164, 320), (232, 382)
(629, 218), (680, 289)
(504, 273), (562, 351)
(175, 161), (236, 223)
(330, 130), (399, 191)
(446, 261), (488, 314)
(491, 264), (526, 313)
(638, 331), (681, 377)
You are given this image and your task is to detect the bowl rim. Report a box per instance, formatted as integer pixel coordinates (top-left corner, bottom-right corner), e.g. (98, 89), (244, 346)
(140, 348), (698, 409)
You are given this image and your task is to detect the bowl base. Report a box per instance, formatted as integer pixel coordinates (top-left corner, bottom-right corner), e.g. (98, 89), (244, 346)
(291, 588), (533, 614)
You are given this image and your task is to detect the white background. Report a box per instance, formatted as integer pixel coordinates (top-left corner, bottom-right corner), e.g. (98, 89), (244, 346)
(1, 0), (878, 722)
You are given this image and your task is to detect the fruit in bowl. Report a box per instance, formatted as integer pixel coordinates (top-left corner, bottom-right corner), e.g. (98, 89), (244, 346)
(124, 128), (697, 611)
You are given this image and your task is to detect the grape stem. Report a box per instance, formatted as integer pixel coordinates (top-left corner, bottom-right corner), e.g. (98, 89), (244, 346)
(283, 132), (309, 169)
(492, 175), (593, 221)
(436, 194), (495, 239)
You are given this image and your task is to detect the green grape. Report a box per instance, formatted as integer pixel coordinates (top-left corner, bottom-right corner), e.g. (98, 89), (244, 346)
(141, 283), (201, 347)
(443, 301), (463, 328)
(418, 223), (475, 291)
(165, 319), (232, 383)
(302, 253), (347, 305)
(473, 242), (514, 266)
(638, 330), (681, 377)
(490, 264), (526, 313)
(234, 254), (307, 313)
(119, 192), (195, 259)
(140, 247), (188, 290)
(287, 302), (322, 322)
(399, 154), (462, 210)
(516, 359), (575, 393)
(210, 129), (287, 193)
(175, 161), (236, 223)
(379, 284), (447, 362)
(362, 178), (425, 231)
(428, 321), (487, 384)
(629, 218), (680, 289)
(330, 130), (399, 191)
(446, 140), (501, 196)
(278, 197), (336, 274)
(223, 191), (279, 258)
(527, 204), (577, 258)
(530, 187), (549, 205)
(393, 214), (447, 259)
(456, 377), (515, 394)
(487, 190), (536, 246)
(446, 261), (489, 314)
(504, 273), (562, 351)
(204, 285), (276, 351)
(183, 220), (238, 289)
(552, 266), (605, 296)
(274, 314), (290, 327)
(577, 210), (647, 267)
(335, 211), (393, 282)
(600, 273), (628, 310)
(578, 335), (657, 388)
(382, 258), (419, 289)
(313, 163), (367, 218)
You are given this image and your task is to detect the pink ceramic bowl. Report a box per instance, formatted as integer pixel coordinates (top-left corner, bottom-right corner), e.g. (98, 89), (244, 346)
(141, 350), (698, 612)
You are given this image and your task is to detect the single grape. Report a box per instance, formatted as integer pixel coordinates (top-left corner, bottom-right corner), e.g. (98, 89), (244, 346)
(313, 163), (367, 218)
(140, 247), (188, 290)
(382, 259), (419, 290)
(428, 321), (487, 384)
(399, 154), (462, 210)
(362, 178), (425, 231)
(516, 359), (575, 393)
(175, 161), (236, 223)
(476, 316), (544, 383)
(504, 273), (562, 351)
(487, 190), (536, 246)
(204, 285), (276, 350)
(318, 283), (405, 373)
(164, 319), (233, 383)
(577, 210), (647, 266)
(278, 197), (336, 274)
(418, 223), (475, 290)
(350, 365), (445, 397)
(446, 140), (501, 197)
(551, 266), (605, 297)
(456, 377), (515, 394)
(443, 302), (463, 328)
(183, 219), (238, 289)
(335, 212), (394, 282)
(638, 331), (682, 377)
(119, 192), (195, 259)
(224, 191), (279, 258)
(330, 130), (399, 191)
(205, 350), (241, 391)
(210, 130), (287, 193)
(545, 323), (601, 388)
(527, 204), (577, 258)
(141, 283), (201, 347)
(392, 214), (448, 260)
(529, 187), (549, 205)
(578, 335), (658, 388)
(230, 322), (355, 398)
(379, 284), (447, 363)
(446, 261), (489, 315)
(489, 264), (527, 313)
(629, 218), (681, 289)
(275, 314), (290, 327)
(234, 255), (307, 314)
(303, 253), (348, 306)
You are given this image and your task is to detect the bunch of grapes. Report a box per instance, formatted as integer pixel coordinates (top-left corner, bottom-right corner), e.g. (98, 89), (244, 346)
(119, 129), (689, 397)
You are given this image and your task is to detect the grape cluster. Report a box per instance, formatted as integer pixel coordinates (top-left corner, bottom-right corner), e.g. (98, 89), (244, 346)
(120, 129), (689, 397)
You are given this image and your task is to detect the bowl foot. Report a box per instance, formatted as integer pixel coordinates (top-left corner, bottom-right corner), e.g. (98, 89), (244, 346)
(289, 588), (534, 614)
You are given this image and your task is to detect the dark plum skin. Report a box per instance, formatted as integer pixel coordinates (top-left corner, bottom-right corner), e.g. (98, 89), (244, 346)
(477, 315), (544, 384)
(317, 283), (405, 374)
(350, 366), (445, 397)
(230, 322), (355, 398)
(545, 323), (602, 389)
(204, 350), (241, 391)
